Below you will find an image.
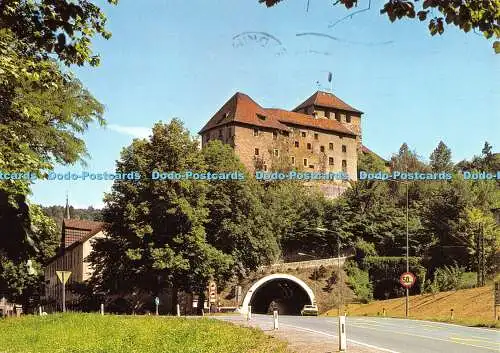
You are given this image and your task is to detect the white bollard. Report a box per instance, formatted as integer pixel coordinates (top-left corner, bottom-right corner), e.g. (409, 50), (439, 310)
(100, 303), (104, 316)
(176, 304), (180, 317)
(338, 315), (347, 351)
(273, 310), (279, 330)
(39, 306), (42, 316)
(247, 305), (252, 321)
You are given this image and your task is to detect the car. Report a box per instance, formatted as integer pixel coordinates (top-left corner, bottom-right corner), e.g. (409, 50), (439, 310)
(300, 304), (318, 316)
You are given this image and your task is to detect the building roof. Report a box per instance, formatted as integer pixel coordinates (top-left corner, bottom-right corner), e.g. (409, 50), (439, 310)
(293, 91), (363, 114)
(199, 92), (357, 136)
(62, 219), (106, 249)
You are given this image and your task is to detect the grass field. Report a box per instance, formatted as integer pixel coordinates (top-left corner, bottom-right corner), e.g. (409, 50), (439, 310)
(324, 285), (499, 328)
(0, 314), (288, 353)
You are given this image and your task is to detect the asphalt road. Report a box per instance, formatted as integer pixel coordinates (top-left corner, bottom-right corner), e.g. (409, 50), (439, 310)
(215, 314), (500, 353)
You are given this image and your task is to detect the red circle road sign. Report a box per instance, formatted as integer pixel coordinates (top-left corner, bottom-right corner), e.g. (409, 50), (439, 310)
(400, 272), (416, 288)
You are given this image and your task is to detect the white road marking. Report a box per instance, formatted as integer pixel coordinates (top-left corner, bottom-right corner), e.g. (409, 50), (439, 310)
(280, 323), (401, 353)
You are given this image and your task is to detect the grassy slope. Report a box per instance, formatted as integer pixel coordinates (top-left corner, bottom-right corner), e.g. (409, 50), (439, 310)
(325, 285), (499, 328)
(0, 314), (288, 353)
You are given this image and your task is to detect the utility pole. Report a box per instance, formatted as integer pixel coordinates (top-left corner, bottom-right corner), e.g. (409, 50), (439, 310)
(405, 180), (409, 318)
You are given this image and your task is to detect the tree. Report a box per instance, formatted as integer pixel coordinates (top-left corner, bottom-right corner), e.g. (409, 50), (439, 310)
(202, 140), (279, 277)
(0, 0), (118, 66)
(259, 0), (500, 53)
(88, 120), (233, 313)
(430, 141), (453, 172)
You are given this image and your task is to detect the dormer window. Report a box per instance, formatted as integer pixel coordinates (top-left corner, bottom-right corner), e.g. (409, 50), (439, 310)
(257, 114), (266, 121)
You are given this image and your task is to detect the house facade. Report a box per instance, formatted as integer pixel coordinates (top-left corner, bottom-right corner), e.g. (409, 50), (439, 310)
(44, 219), (105, 311)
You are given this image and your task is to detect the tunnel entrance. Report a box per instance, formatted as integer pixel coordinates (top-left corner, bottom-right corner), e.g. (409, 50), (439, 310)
(241, 274), (315, 316)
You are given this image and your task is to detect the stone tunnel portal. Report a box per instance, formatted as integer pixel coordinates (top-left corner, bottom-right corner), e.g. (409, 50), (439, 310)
(240, 274), (315, 315)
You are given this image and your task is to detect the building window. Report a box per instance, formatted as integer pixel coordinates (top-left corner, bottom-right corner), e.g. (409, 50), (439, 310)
(273, 131), (278, 140)
(263, 164), (268, 171)
(254, 128), (259, 136)
(342, 145), (347, 153)
(301, 131), (306, 138)
(257, 114), (266, 121)
(320, 146), (325, 153)
(309, 164), (314, 169)
(329, 157), (334, 166)
(335, 113), (340, 122)
(346, 115), (351, 123)
(294, 141), (299, 148)
(325, 111), (331, 119)
(329, 143), (334, 150)
(342, 160), (347, 171)
(303, 158), (308, 166)
(291, 156), (295, 165)
(340, 113), (346, 122)
(255, 148), (259, 156)
(314, 133), (318, 140)
(273, 149), (279, 157)
(307, 143), (312, 150)
(283, 131), (290, 137)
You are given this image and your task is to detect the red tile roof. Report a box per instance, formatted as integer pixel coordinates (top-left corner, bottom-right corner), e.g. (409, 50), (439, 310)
(199, 92), (357, 136)
(294, 91), (363, 114)
(62, 219), (106, 248)
(266, 108), (355, 136)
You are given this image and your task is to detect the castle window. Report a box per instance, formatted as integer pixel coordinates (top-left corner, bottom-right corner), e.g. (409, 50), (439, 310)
(294, 141), (299, 148)
(320, 146), (325, 153)
(273, 149), (279, 157)
(342, 159), (347, 172)
(309, 165), (314, 169)
(342, 145), (347, 153)
(291, 156), (295, 165)
(263, 164), (268, 171)
(255, 148), (259, 156)
(283, 131), (290, 137)
(314, 133), (318, 140)
(254, 128), (259, 136)
(301, 131), (306, 138)
(273, 131), (278, 140)
(329, 157), (334, 166)
(329, 143), (334, 150)
(307, 143), (312, 150)
(303, 158), (308, 166)
(346, 115), (351, 123)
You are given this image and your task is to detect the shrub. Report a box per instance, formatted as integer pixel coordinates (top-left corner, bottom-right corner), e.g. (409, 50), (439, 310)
(429, 265), (477, 292)
(344, 261), (373, 303)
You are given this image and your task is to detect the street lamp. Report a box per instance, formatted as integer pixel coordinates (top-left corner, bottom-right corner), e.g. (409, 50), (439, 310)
(386, 178), (410, 317)
(315, 227), (342, 316)
(297, 252), (318, 303)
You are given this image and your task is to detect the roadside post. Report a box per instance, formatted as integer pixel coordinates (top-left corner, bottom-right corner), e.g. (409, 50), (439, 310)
(338, 315), (346, 351)
(247, 305), (252, 321)
(450, 309), (454, 320)
(494, 282), (500, 320)
(154, 296), (160, 316)
(100, 303), (104, 316)
(176, 303), (180, 317)
(273, 310), (279, 330)
(56, 271), (71, 313)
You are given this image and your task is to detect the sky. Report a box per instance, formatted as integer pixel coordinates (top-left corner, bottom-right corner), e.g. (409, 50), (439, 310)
(30, 0), (500, 208)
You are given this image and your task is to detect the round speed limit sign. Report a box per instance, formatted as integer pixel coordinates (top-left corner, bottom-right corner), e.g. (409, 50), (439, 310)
(400, 272), (416, 288)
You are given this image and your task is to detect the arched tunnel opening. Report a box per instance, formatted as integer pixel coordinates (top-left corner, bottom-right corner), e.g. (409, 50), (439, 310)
(249, 278), (312, 315)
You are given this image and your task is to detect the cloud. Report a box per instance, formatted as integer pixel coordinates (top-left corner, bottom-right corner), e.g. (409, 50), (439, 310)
(108, 124), (151, 138)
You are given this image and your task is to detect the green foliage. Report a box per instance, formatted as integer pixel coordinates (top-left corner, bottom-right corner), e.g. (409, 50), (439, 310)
(430, 141), (454, 172)
(259, 0), (500, 53)
(427, 265), (477, 292)
(0, 0), (118, 66)
(344, 261), (373, 303)
(362, 256), (426, 299)
(0, 314), (288, 353)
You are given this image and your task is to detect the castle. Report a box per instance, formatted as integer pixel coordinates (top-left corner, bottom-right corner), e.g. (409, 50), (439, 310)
(199, 91), (366, 197)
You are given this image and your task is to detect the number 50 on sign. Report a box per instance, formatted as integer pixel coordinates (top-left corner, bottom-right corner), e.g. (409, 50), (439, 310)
(400, 272), (416, 288)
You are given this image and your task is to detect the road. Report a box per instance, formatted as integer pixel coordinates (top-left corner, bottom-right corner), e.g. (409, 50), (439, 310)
(215, 314), (500, 353)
